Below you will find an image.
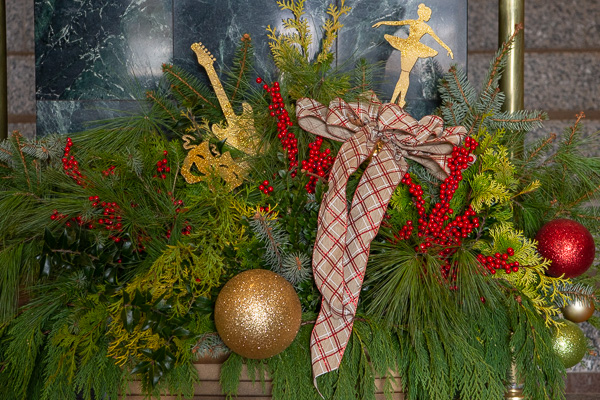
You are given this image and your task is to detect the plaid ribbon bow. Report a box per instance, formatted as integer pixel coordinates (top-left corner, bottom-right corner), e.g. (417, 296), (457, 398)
(296, 93), (467, 387)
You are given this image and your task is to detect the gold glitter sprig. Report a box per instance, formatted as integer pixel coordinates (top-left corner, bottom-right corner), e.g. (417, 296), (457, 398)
(180, 140), (245, 190)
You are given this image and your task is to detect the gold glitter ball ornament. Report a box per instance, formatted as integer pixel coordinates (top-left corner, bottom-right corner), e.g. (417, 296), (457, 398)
(562, 300), (595, 323)
(552, 319), (588, 369)
(214, 269), (302, 359)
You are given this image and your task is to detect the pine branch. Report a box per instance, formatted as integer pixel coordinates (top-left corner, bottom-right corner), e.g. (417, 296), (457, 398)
(280, 251), (312, 285)
(525, 133), (557, 164)
(145, 90), (177, 121)
(162, 64), (217, 109)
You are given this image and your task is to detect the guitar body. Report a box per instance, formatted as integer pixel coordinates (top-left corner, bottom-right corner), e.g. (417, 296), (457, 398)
(211, 102), (257, 154)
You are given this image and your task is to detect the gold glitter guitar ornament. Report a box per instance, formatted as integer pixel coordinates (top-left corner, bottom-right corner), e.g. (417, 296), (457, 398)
(373, 3), (454, 108)
(191, 42), (259, 155)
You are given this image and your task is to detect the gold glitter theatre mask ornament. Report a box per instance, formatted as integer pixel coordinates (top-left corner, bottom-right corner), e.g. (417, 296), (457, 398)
(191, 42), (259, 155)
(180, 136), (246, 189)
(373, 3), (454, 108)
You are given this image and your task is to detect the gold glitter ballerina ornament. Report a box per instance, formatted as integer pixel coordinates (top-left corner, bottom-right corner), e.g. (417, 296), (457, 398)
(373, 3), (454, 107)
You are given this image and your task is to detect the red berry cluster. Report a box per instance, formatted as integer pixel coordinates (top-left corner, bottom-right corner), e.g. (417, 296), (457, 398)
(257, 78), (297, 174)
(477, 247), (519, 275)
(102, 165), (117, 177)
(393, 220), (414, 241)
(90, 198), (123, 233)
(301, 137), (334, 193)
(258, 179), (274, 195)
(393, 138), (479, 287)
(153, 150), (171, 179)
(62, 138), (86, 186)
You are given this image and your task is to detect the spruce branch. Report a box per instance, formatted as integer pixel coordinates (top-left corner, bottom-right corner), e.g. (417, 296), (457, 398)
(554, 282), (596, 308)
(280, 251), (312, 285)
(484, 24), (523, 96)
(248, 210), (289, 271)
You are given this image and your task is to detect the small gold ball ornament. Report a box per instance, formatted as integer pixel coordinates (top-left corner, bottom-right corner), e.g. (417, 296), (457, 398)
(552, 319), (588, 369)
(214, 269), (302, 359)
(562, 300), (595, 323)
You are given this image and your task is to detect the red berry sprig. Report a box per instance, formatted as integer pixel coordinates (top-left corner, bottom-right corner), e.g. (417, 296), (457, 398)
(301, 137), (335, 194)
(102, 165), (117, 177)
(50, 209), (67, 222)
(398, 156), (477, 252)
(258, 179), (274, 195)
(258, 78), (297, 174)
(62, 138), (86, 186)
(172, 198), (185, 213)
(477, 247), (520, 275)
(181, 221), (192, 236)
(154, 150), (171, 179)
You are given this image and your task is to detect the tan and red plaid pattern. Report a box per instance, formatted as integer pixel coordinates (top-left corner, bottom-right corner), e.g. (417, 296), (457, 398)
(296, 94), (467, 387)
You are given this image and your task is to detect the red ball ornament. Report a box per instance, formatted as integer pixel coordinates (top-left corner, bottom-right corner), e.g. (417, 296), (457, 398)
(536, 219), (595, 278)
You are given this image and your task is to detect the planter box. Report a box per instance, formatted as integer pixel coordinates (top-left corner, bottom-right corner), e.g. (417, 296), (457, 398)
(124, 355), (404, 399)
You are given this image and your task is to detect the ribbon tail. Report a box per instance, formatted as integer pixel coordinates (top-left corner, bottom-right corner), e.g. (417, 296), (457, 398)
(310, 130), (373, 383)
(310, 304), (355, 394)
(342, 144), (406, 313)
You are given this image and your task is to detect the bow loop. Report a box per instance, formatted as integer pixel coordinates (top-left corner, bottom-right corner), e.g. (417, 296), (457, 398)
(297, 94), (467, 180)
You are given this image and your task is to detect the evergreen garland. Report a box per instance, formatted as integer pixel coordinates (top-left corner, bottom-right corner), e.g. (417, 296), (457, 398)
(0, 2), (599, 400)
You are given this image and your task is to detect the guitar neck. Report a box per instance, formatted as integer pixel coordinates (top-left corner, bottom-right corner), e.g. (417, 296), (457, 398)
(201, 62), (236, 121)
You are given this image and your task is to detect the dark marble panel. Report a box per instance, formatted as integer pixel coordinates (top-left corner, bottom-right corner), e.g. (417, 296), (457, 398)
(173, 0), (466, 119)
(337, 0), (467, 118)
(173, 0), (329, 82)
(36, 100), (142, 136)
(35, 0), (173, 100)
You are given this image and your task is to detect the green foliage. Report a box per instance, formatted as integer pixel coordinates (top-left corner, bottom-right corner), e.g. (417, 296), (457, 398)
(266, 0), (351, 104)
(219, 318), (399, 400)
(0, 5), (596, 399)
(438, 28), (546, 140)
(225, 35), (256, 104)
(105, 239), (227, 386)
(513, 114), (600, 237)
(509, 296), (566, 400)
(474, 222), (568, 324)
(0, 280), (86, 400)
(249, 209), (289, 271)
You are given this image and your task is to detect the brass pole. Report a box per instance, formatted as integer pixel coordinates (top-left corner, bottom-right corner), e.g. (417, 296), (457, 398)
(499, 0), (524, 112)
(504, 362), (525, 400)
(0, 0), (7, 140)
